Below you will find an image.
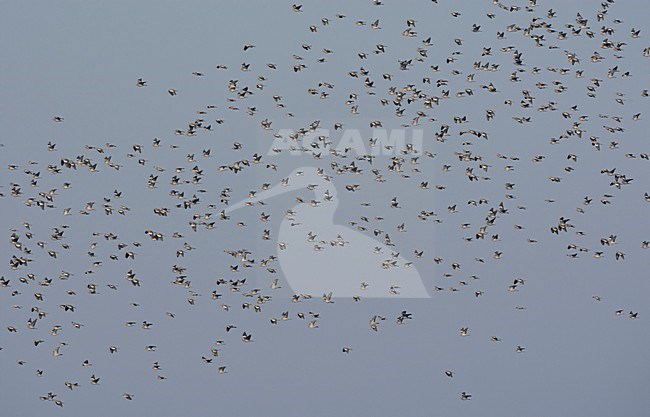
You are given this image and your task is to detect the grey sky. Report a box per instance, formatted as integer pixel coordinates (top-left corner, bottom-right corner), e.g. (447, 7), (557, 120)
(2, 1), (649, 416)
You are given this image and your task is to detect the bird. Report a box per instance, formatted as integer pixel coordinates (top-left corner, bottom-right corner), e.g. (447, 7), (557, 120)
(370, 316), (379, 332)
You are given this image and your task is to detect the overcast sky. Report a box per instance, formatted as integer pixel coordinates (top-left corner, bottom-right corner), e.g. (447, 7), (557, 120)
(2, 1), (649, 416)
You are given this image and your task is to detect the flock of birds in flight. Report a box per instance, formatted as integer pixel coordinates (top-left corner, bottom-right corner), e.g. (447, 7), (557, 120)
(2, 0), (648, 409)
